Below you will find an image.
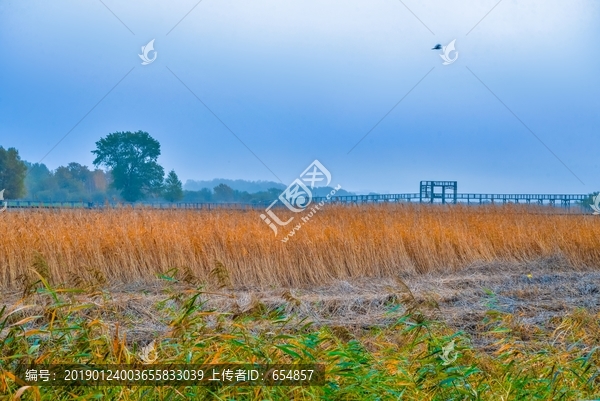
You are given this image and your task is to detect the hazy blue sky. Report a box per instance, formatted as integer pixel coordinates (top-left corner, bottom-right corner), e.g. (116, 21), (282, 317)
(1, 0), (598, 194)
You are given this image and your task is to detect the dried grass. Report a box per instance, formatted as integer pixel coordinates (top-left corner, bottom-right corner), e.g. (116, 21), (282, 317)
(0, 204), (598, 290)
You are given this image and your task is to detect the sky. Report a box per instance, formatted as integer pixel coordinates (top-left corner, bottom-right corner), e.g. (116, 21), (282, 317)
(0, 0), (598, 194)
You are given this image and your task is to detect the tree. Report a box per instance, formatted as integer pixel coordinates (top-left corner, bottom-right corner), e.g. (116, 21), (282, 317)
(182, 188), (212, 202)
(163, 170), (184, 202)
(24, 162), (55, 199)
(92, 131), (165, 202)
(213, 183), (234, 202)
(0, 147), (28, 199)
(24, 161), (115, 202)
(55, 164), (87, 194)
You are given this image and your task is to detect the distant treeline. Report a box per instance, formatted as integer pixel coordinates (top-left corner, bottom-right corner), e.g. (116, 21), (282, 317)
(4, 130), (359, 203)
(184, 179), (354, 202)
(21, 161), (353, 203)
(25, 162), (120, 202)
(184, 178), (286, 193)
(182, 184), (353, 204)
(1, 130), (354, 203)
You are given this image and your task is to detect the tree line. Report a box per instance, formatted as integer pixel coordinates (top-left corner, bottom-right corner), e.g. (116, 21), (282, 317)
(0, 131), (185, 202)
(0, 130), (329, 204)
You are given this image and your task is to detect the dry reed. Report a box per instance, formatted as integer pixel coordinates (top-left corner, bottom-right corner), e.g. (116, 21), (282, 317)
(0, 204), (598, 290)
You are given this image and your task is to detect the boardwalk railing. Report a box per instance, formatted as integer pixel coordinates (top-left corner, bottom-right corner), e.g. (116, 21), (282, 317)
(315, 193), (589, 207)
(4, 193), (591, 210)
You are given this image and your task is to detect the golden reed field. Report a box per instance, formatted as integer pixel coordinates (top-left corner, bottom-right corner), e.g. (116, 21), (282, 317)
(1, 204), (598, 290)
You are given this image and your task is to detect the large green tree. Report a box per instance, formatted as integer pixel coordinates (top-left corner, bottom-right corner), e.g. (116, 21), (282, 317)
(0, 147), (28, 199)
(92, 131), (164, 202)
(163, 170), (184, 202)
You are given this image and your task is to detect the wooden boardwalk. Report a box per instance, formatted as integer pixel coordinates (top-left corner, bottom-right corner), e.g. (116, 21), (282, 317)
(4, 192), (590, 211)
